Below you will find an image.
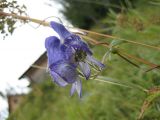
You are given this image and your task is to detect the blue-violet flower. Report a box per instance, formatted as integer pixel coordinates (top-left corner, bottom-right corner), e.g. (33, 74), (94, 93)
(50, 21), (105, 79)
(45, 36), (82, 97)
(45, 21), (105, 97)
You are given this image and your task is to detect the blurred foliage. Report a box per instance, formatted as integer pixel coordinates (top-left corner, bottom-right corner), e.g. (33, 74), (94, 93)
(8, 0), (160, 120)
(0, 0), (27, 39)
(0, 92), (5, 97)
(55, 0), (139, 29)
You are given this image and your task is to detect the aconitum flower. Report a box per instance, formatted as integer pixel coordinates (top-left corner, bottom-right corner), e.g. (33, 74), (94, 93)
(45, 36), (82, 97)
(50, 21), (105, 80)
(45, 21), (105, 97)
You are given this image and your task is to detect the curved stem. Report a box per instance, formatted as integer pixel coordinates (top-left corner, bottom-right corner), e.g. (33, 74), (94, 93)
(93, 78), (148, 93)
(76, 28), (160, 51)
(82, 36), (159, 68)
(1, 11), (160, 51)
(1, 11), (159, 68)
(0, 11), (49, 26)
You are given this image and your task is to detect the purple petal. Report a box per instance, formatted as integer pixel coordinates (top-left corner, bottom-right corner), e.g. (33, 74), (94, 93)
(70, 80), (82, 98)
(50, 62), (78, 84)
(50, 70), (68, 87)
(60, 45), (75, 63)
(45, 36), (65, 66)
(79, 62), (90, 80)
(50, 21), (72, 39)
(45, 36), (60, 49)
(64, 34), (92, 55)
(86, 55), (105, 69)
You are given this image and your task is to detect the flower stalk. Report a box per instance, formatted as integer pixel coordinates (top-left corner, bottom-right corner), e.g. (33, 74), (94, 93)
(82, 35), (159, 69)
(0, 11), (49, 26)
(0, 11), (159, 70)
(1, 11), (160, 51)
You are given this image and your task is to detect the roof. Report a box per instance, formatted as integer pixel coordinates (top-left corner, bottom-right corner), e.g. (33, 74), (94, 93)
(19, 51), (47, 79)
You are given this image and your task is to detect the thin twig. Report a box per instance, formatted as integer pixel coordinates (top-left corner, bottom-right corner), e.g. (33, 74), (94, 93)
(145, 65), (160, 72)
(0, 11), (49, 26)
(76, 27), (160, 51)
(117, 52), (140, 68)
(1, 11), (160, 69)
(82, 36), (160, 68)
(31, 64), (148, 92)
(93, 78), (148, 92)
(31, 65), (47, 70)
(1, 11), (160, 51)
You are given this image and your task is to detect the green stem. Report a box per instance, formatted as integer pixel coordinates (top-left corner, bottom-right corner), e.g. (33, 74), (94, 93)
(1, 11), (160, 51)
(93, 78), (148, 93)
(82, 36), (159, 68)
(77, 28), (160, 51)
(0, 11), (49, 26)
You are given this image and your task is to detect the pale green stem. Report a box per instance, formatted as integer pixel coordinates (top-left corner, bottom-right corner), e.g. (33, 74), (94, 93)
(93, 78), (148, 93)
(1, 11), (160, 51)
(0, 11), (50, 26)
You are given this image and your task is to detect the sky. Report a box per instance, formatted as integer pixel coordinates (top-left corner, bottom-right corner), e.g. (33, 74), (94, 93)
(0, 0), (67, 119)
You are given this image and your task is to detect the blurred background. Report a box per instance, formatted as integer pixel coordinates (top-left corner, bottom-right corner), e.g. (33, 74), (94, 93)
(0, 0), (160, 120)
